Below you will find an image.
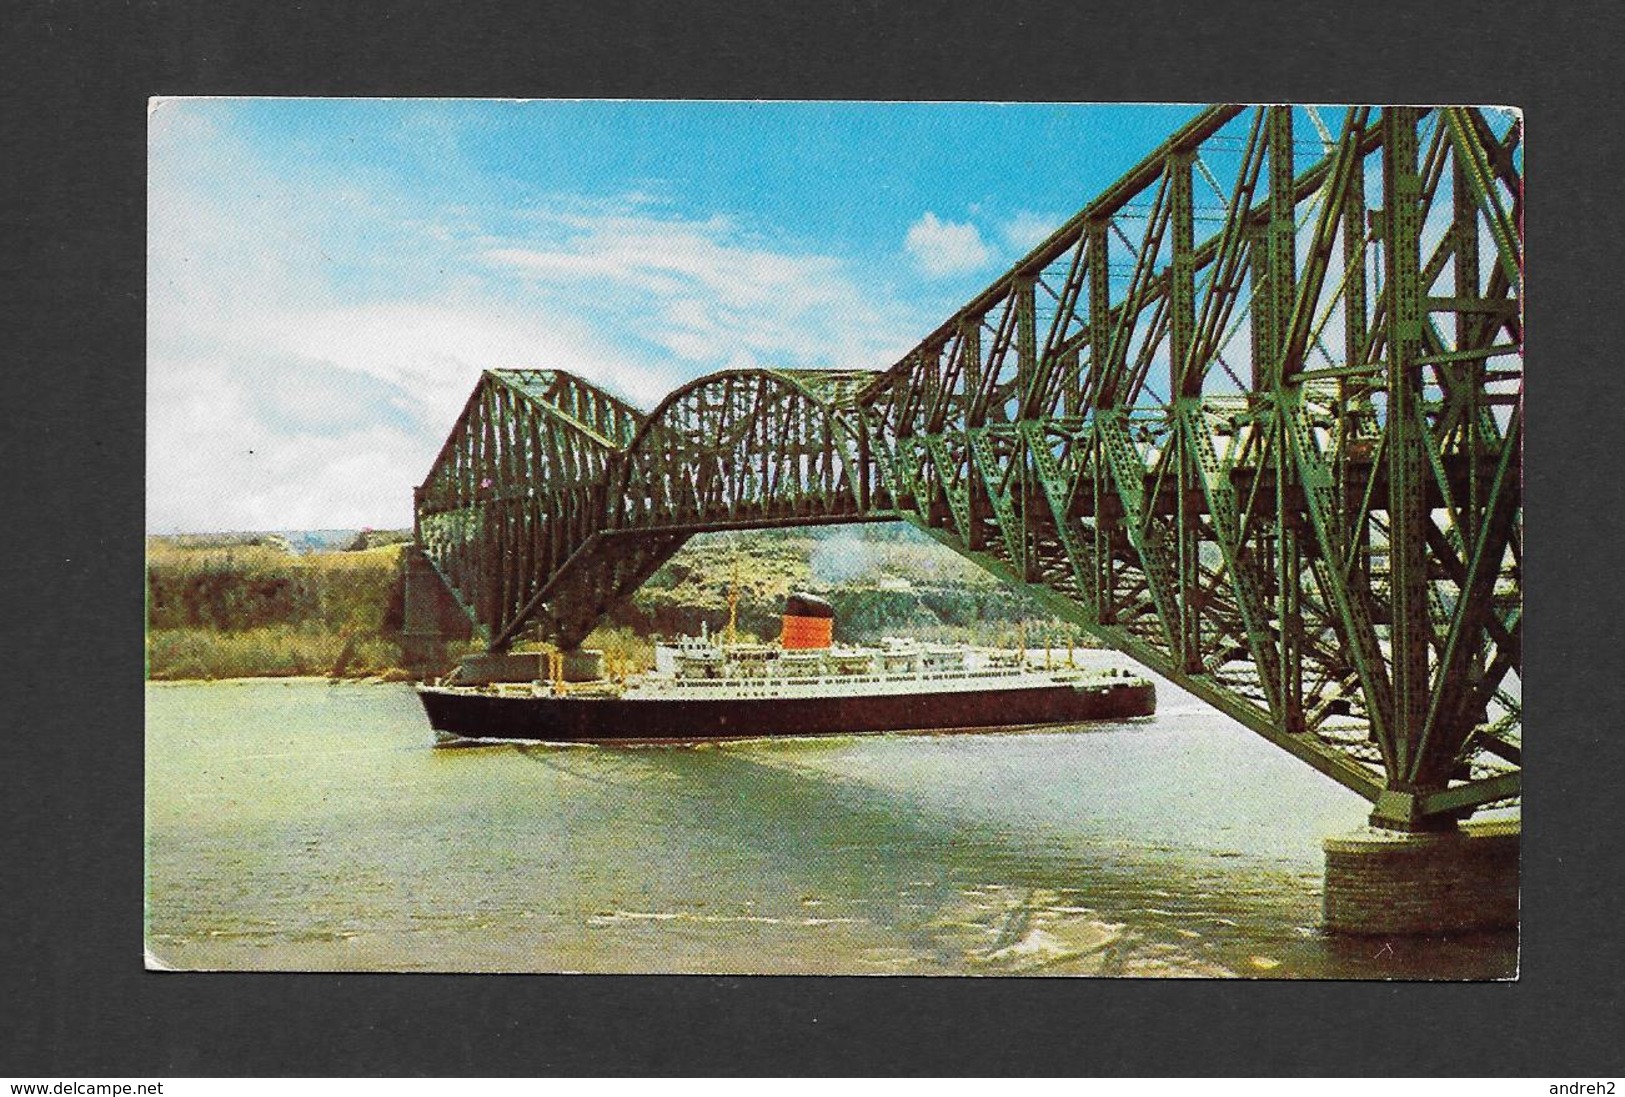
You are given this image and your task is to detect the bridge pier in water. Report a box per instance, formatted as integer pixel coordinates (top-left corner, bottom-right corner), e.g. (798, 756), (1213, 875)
(1320, 775), (1521, 937)
(408, 105), (1521, 937)
(1323, 820), (1519, 935)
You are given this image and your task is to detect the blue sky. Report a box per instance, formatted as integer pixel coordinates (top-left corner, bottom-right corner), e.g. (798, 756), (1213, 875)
(148, 99), (1209, 532)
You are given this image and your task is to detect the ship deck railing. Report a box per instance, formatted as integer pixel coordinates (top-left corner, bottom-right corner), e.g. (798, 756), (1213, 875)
(659, 666), (1046, 687)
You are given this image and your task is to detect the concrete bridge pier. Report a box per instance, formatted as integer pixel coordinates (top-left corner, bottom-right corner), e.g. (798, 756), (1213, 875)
(1322, 819), (1520, 935)
(400, 546), (472, 678)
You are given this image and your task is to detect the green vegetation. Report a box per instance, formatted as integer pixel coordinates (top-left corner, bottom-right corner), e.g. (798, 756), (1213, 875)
(146, 537), (421, 680)
(146, 524), (1085, 682)
(146, 626), (407, 681)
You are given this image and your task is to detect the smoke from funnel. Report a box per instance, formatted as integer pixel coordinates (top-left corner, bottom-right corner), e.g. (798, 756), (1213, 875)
(808, 529), (877, 585)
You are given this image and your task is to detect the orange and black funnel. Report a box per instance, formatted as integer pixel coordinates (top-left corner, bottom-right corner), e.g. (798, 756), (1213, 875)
(780, 592), (834, 649)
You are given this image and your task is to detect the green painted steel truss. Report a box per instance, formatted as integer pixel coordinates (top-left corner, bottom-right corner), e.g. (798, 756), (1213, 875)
(414, 106), (1521, 828)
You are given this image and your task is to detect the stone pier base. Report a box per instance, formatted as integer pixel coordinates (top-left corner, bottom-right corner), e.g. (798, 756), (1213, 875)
(1323, 820), (1519, 934)
(400, 546), (473, 677)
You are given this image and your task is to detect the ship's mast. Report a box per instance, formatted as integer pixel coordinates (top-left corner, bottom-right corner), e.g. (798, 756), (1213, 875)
(724, 554), (740, 647)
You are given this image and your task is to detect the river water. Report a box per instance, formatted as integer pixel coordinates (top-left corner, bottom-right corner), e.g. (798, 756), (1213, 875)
(145, 658), (1517, 977)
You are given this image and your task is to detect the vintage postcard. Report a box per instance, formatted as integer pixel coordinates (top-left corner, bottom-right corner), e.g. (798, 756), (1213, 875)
(146, 100), (1521, 976)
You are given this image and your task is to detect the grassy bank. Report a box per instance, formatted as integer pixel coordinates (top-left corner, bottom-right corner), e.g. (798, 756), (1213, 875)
(145, 537), (423, 680)
(146, 626), (412, 681)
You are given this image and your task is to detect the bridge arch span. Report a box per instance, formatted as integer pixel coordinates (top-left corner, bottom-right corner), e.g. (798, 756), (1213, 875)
(608, 368), (881, 532)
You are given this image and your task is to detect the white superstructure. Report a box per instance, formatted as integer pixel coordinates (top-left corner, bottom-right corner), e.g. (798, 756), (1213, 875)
(628, 630), (1130, 702)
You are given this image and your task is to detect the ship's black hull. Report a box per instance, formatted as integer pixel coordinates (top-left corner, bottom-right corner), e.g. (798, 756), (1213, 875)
(417, 679), (1156, 745)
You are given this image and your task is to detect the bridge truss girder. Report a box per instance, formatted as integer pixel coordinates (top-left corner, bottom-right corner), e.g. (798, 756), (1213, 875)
(857, 104), (1521, 828)
(414, 369), (643, 649)
(412, 104), (1521, 830)
(415, 366), (885, 653)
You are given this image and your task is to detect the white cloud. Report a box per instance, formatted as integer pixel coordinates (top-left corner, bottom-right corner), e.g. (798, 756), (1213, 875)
(1002, 210), (1063, 254)
(146, 283), (686, 532)
(483, 212), (921, 378)
(146, 110), (930, 532)
(904, 212), (992, 278)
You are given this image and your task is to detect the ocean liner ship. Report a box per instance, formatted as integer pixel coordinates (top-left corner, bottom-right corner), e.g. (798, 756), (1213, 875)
(416, 593), (1155, 745)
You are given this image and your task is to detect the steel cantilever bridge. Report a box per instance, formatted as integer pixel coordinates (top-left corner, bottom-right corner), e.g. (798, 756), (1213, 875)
(412, 105), (1522, 832)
